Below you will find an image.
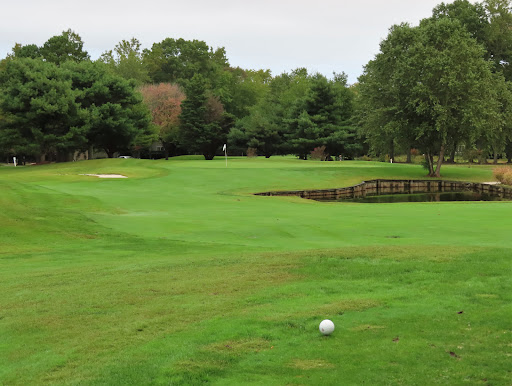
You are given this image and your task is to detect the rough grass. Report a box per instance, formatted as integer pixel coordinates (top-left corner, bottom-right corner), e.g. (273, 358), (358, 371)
(0, 157), (510, 385)
(493, 166), (512, 185)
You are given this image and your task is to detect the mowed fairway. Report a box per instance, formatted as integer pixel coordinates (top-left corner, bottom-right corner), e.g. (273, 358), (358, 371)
(0, 157), (510, 385)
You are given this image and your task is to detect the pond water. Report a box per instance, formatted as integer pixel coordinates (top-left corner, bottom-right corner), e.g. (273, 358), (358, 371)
(257, 179), (512, 202)
(320, 191), (509, 203)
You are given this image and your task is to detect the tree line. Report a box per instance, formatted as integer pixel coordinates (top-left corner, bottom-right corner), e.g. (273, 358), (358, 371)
(1, 0), (511, 174)
(359, 0), (512, 176)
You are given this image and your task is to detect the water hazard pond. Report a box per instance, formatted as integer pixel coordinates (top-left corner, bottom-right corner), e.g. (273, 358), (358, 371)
(317, 191), (508, 203)
(256, 180), (512, 203)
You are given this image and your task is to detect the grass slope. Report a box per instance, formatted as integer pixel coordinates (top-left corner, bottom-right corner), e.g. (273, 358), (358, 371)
(0, 157), (510, 385)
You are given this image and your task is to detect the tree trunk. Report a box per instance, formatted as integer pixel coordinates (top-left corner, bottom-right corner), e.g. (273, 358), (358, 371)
(447, 143), (457, 164)
(406, 148), (412, 163)
(264, 145), (272, 158)
(493, 150), (498, 164)
(505, 140), (512, 163)
(434, 145), (446, 178)
(478, 149), (485, 164)
(425, 152), (435, 177)
(389, 140), (395, 163)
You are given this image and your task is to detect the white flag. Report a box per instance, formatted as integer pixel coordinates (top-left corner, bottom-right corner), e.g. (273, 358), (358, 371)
(222, 144), (226, 152)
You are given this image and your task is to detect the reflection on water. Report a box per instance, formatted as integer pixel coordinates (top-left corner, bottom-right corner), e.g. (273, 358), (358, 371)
(326, 192), (507, 203)
(257, 179), (512, 202)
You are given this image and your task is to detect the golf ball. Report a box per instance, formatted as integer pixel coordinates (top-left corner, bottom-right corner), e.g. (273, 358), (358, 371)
(319, 319), (335, 335)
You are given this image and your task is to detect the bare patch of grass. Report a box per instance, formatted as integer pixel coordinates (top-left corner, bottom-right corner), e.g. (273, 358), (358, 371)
(289, 358), (335, 370)
(351, 324), (387, 331)
(203, 338), (271, 355)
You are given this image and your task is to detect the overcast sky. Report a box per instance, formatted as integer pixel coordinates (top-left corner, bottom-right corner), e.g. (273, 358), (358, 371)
(1, 0), (463, 83)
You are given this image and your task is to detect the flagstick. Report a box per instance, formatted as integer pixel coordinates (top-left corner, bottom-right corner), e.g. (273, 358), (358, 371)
(225, 148), (227, 167)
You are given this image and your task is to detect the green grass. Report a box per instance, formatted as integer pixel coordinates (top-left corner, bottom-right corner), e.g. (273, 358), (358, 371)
(0, 157), (510, 385)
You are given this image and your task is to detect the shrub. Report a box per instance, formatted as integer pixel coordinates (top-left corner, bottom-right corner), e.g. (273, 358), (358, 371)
(378, 154), (390, 163)
(464, 148), (484, 163)
(493, 167), (512, 185)
(247, 147), (258, 158)
(310, 146), (327, 161)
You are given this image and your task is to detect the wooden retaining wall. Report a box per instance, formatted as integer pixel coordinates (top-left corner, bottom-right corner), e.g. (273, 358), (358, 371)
(255, 180), (512, 201)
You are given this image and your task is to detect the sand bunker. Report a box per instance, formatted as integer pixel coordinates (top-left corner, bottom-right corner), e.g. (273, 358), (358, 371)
(80, 174), (127, 178)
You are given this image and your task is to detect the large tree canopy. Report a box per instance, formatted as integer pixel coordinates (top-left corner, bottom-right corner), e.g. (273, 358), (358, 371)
(286, 73), (358, 160)
(432, 0), (512, 80)
(432, 0), (489, 44)
(64, 61), (153, 158)
(0, 58), (86, 161)
(40, 29), (90, 65)
(358, 23), (430, 163)
(485, 0), (512, 80)
(0, 58), (153, 161)
(100, 38), (150, 85)
(216, 67), (272, 119)
(179, 74), (234, 160)
(139, 83), (185, 159)
(359, 18), (502, 176)
(230, 69), (359, 159)
(229, 68), (311, 157)
(143, 38), (228, 86)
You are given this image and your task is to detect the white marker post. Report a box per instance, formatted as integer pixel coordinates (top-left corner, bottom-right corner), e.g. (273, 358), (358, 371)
(223, 144), (227, 167)
(13, 157), (17, 167)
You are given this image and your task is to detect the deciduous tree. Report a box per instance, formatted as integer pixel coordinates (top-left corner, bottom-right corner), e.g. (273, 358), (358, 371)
(100, 38), (150, 85)
(358, 23), (421, 163)
(232, 68), (311, 157)
(479, 73), (512, 163)
(359, 18), (497, 176)
(139, 83), (185, 159)
(484, 0), (512, 80)
(143, 38), (228, 87)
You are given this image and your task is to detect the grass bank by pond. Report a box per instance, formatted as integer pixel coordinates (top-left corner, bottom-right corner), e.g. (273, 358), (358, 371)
(0, 157), (510, 384)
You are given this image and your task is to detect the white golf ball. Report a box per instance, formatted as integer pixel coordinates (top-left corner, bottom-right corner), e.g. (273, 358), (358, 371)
(319, 319), (335, 335)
